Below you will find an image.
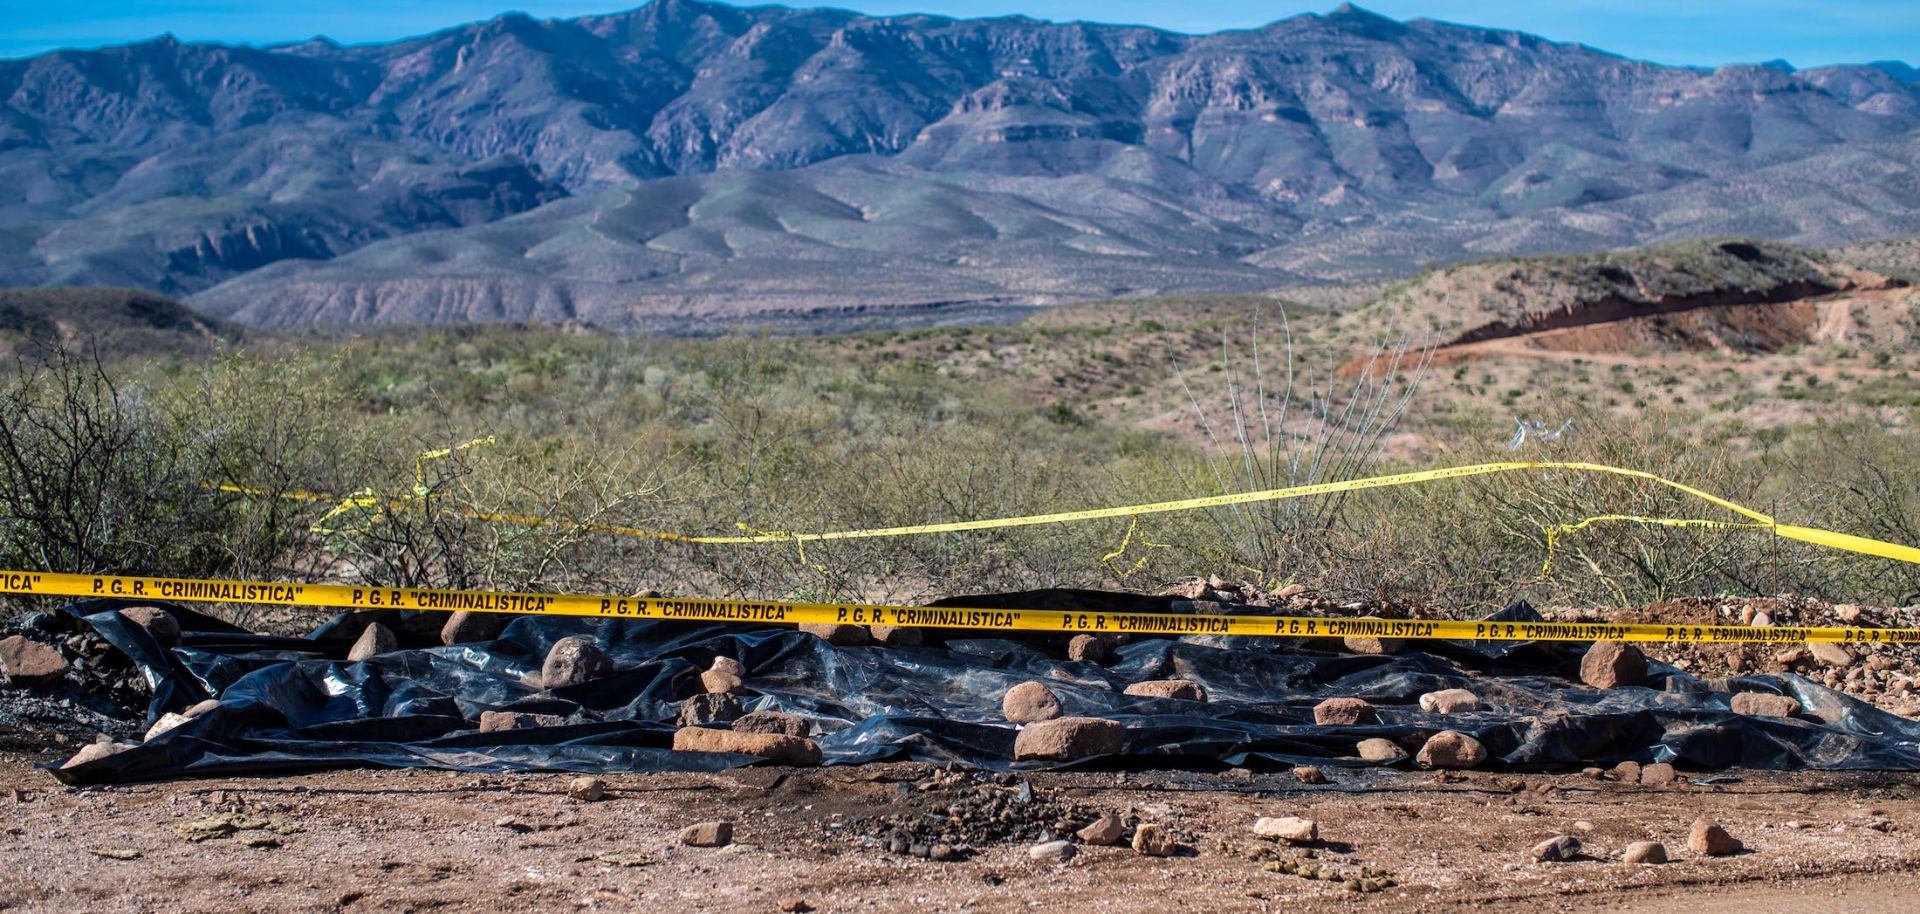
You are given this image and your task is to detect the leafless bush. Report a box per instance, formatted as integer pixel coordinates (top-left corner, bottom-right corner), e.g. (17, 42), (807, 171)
(1147, 306), (1432, 592)
(0, 348), (227, 578)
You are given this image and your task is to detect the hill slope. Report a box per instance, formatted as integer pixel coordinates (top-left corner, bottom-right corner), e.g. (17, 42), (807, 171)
(0, 287), (238, 356)
(6, 2), (1920, 325)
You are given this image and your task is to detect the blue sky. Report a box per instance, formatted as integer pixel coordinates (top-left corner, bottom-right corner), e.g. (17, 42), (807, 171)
(1, 1), (1915, 68)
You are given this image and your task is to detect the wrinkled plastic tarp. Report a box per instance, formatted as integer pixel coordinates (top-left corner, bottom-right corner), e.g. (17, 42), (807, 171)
(48, 591), (1920, 784)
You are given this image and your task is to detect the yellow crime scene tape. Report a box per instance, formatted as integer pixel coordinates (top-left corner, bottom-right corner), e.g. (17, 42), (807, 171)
(2, 569), (1918, 645)
(222, 461), (1920, 566)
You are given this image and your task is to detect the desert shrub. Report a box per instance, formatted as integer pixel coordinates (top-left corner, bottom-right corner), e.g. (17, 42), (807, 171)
(0, 349), (230, 579)
(4, 315), (1917, 628)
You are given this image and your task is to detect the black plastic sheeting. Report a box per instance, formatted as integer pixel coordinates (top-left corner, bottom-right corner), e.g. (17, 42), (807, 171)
(47, 591), (1920, 785)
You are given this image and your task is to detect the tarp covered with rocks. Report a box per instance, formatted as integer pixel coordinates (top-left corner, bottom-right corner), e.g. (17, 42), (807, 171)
(40, 591), (1920, 784)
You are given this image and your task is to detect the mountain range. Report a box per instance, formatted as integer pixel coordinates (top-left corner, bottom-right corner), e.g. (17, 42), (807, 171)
(5, 1), (1920, 328)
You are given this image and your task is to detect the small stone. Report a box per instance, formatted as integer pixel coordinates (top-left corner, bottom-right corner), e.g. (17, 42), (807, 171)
(144, 712), (193, 741)
(477, 710), (568, 732)
(1028, 839), (1077, 862)
(1123, 679), (1207, 702)
(1003, 681), (1064, 723)
(1639, 762), (1677, 786)
(543, 636), (614, 689)
(1066, 634), (1109, 664)
(1076, 813), (1126, 846)
(672, 727), (822, 766)
(868, 625), (923, 647)
(347, 623), (396, 662)
(798, 623), (869, 646)
(1313, 697), (1378, 726)
(700, 669), (743, 695)
(0, 635), (68, 686)
(1808, 642), (1852, 668)
(1531, 835), (1581, 862)
(1012, 717), (1125, 761)
(930, 844), (956, 862)
(1688, 819), (1740, 856)
(1356, 738), (1407, 762)
(1611, 761), (1642, 783)
(1415, 730), (1488, 769)
(1573, 820), (1596, 832)
(440, 611), (505, 645)
(119, 607), (181, 644)
(1342, 618), (1405, 655)
(1252, 816), (1318, 844)
(679, 821), (733, 847)
(733, 710), (810, 737)
(1131, 823), (1179, 857)
(567, 776), (606, 802)
(594, 851), (657, 868)
(778, 899), (813, 913)
(1622, 840), (1668, 864)
(1775, 646), (1811, 665)
(709, 656), (747, 678)
(677, 693), (744, 726)
(1293, 766), (1328, 785)
(1834, 604), (1862, 623)
(1581, 767), (1606, 780)
(1277, 583), (1307, 599)
(1418, 689), (1481, 714)
(1750, 611), (1774, 628)
(1580, 641), (1648, 689)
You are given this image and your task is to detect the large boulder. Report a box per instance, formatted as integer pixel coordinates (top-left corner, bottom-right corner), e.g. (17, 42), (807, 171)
(1011, 717), (1125, 761)
(1123, 680), (1208, 702)
(798, 623), (869, 646)
(1579, 641), (1648, 689)
(733, 710), (810, 737)
(1730, 692), (1800, 718)
(1357, 738), (1407, 762)
(1067, 635), (1109, 663)
(120, 607), (181, 644)
(440, 611), (506, 645)
(1002, 681), (1064, 723)
(347, 623), (396, 662)
(1313, 697), (1378, 726)
(1418, 689), (1481, 714)
(868, 625), (923, 647)
(672, 727), (822, 766)
(477, 710), (568, 732)
(677, 693), (744, 726)
(0, 635), (68, 686)
(1415, 730), (1489, 769)
(542, 636), (613, 689)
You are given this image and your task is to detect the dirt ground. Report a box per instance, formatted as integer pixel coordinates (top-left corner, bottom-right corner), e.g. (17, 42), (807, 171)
(4, 753), (1916, 914)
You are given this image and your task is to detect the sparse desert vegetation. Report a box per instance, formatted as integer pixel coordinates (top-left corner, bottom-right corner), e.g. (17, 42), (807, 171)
(4, 239), (1918, 628)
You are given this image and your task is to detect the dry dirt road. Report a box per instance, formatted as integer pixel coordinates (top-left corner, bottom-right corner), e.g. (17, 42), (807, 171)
(3, 753), (1916, 913)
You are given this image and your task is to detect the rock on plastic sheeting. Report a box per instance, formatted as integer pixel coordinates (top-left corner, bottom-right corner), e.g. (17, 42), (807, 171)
(44, 593), (1920, 785)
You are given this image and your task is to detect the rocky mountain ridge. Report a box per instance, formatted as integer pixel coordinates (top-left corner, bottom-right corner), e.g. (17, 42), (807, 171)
(6, 2), (1920, 326)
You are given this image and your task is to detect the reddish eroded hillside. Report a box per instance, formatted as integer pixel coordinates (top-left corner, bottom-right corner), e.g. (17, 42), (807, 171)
(1340, 239), (1915, 373)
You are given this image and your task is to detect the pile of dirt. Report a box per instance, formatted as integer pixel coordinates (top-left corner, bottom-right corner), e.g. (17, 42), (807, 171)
(1540, 596), (1920, 717)
(0, 610), (148, 751)
(854, 767), (1112, 860)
